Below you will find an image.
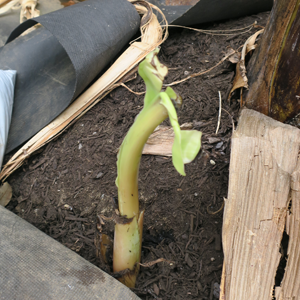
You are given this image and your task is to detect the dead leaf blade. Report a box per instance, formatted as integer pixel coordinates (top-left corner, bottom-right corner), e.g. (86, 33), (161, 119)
(140, 258), (173, 268)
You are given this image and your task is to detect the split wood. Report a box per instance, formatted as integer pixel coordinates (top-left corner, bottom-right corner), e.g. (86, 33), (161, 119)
(220, 108), (300, 299)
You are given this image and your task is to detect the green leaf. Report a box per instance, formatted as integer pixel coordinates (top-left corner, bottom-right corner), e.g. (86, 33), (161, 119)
(159, 91), (201, 176)
(119, 47), (201, 182)
(165, 87), (182, 109)
(181, 130), (202, 164)
(138, 48), (168, 108)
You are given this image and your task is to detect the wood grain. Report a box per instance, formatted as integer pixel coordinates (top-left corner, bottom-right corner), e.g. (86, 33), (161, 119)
(221, 109), (300, 299)
(276, 161), (300, 299)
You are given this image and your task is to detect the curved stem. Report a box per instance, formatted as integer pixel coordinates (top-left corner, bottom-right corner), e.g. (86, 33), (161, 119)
(117, 100), (168, 218)
(113, 100), (168, 286)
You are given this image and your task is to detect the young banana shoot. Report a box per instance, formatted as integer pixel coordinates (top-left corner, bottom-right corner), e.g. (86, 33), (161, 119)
(113, 48), (202, 287)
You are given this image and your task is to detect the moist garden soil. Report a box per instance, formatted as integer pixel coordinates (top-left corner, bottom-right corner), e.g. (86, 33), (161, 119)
(5, 11), (269, 300)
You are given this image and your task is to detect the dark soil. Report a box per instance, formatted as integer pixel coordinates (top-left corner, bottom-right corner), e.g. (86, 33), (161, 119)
(5, 11), (269, 300)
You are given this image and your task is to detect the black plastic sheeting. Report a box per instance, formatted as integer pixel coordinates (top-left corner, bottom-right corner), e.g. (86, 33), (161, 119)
(0, 0), (273, 46)
(148, 0), (273, 26)
(0, 0), (140, 153)
(0, 205), (140, 300)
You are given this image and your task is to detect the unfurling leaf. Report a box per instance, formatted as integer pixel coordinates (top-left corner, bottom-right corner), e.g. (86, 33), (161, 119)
(138, 48), (168, 109)
(160, 91), (201, 176)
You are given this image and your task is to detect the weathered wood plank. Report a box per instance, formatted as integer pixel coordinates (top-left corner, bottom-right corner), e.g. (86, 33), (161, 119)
(221, 109), (300, 299)
(276, 161), (300, 299)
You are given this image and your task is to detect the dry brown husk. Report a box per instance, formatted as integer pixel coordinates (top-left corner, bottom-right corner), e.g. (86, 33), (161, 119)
(228, 29), (264, 101)
(142, 123), (193, 156)
(0, 0), (40, 22)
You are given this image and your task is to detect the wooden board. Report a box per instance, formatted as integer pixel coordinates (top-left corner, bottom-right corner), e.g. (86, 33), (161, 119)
(221, 109), (300, 299)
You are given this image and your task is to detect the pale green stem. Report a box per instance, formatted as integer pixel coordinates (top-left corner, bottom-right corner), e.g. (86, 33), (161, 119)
(117, 100), (168, 218)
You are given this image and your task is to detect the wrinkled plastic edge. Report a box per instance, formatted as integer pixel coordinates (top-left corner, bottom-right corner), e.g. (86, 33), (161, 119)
(0, 70), (16, 170)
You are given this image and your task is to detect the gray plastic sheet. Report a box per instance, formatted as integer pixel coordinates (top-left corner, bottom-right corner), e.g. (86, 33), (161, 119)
(0, 205), (140, 300)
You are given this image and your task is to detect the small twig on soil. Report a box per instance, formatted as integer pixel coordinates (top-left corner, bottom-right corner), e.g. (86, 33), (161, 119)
(120, 83), (145, 95)
(190, 214), (194, 233)
(222, 108), (235, 132)
(140, 258), (173, 268)
(163, 50), (235, 87)
(185, 236), (193, 250)
(216, 91), (222, 134)
(65, 216), (89, 221)
(180, 209), (196, 215)
(161, 21), (257, 36)
(207, 200), (225, 215)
